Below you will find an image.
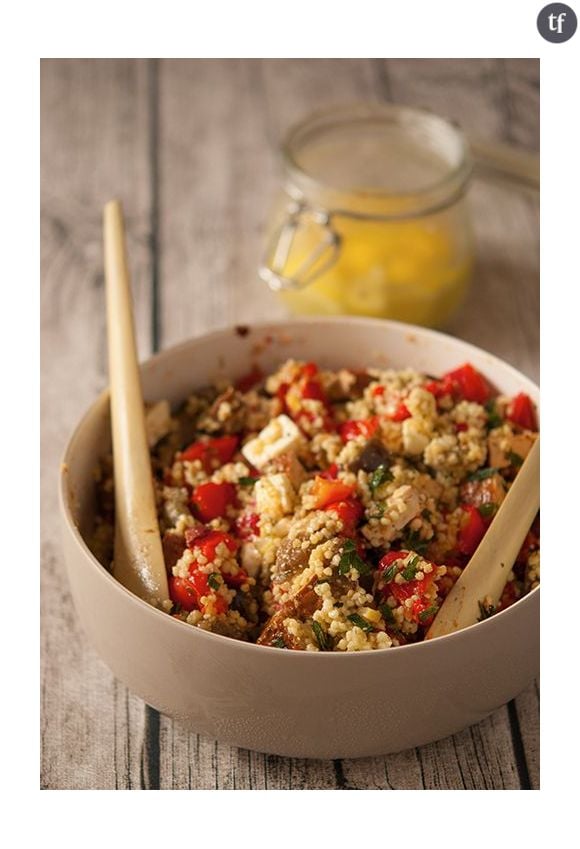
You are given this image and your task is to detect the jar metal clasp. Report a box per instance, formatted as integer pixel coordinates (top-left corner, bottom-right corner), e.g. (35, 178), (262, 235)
(259, 199), (342, 291)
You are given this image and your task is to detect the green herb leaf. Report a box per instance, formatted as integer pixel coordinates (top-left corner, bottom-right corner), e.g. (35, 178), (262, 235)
(369, 464), (394, 493)
(379, 603), (395, 624)
(478, 502), (497, 519)
(402, 529), (429, 556)
(347, 613), (374, 633)
(382, 561), (400, 583)
(485, 400), (502, 430)
(272, 636), (287, 649)
(401, 554), (421, 581)
(507, 451), (523, 468)
(418, 603), (439, 622)
(238, 476), (258, 487)
(468, 467), (498, 482)
(312, 620), (330, 651)
(477, 600), (497, 622)
(338, 539), (370, 576)
(208, 572), (221, 590)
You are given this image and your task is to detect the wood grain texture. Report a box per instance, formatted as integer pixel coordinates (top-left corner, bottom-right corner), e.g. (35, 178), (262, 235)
(40, 58), (154, 790)
(41, 58), (539, 790)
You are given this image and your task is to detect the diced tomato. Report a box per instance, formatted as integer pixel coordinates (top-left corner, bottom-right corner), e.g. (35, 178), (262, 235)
(320, 463), (339, 480)
(372, 385), (385, 397)
(441, 363), (492, 404)
(455, 422), (468, 433)
(235, 511), (261, 539)
(191, 482), (236, 522)
(424, 378), (450, 399)
(311, 476), (355, 509)
(389, 403), (411, 422)
(181, 435), (239, 470)
(169, 575), (199, 612)
(507, 393), (537, 431)
(185, 528), (237, 559)
(235, 365), (263, 393)
(339, 417), (379, 443)
(379, 550), (410, 571)
(325, 497), (364, 532)
(276, 382), (290, 412)
(301, 380), (327, 402)
(223, 568), (249, 589)
(457, 504), (487, 556)
(301, 362), (318, 379)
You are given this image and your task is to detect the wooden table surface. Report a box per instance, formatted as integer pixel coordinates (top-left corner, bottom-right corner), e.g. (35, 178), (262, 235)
(41, 58), (539, 790)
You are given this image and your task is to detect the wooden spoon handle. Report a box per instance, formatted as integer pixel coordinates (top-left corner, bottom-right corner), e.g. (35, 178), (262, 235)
(104, 200), (169, 607)
(426, 436), (539, 639)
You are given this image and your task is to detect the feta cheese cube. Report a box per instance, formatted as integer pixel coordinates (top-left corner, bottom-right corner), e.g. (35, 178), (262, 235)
(241, 414), (302, 469)
(255, 473), (296, 521)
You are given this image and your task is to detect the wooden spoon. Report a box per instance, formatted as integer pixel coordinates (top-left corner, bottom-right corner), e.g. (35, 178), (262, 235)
(426, 435), (539, 640)
(103, 200), (170, 608)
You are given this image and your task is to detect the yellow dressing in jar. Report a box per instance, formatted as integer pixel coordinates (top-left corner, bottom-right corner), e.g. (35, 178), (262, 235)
(261, 104), (474, 328)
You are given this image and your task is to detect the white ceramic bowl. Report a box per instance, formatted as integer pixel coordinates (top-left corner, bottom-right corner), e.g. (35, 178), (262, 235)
(59, 318), (539, 758)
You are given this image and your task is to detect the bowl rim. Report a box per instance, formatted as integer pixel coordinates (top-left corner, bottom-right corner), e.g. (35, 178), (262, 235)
(59, 315), (540, 660)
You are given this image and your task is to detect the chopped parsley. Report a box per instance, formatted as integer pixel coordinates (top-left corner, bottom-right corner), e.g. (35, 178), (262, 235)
(208, 572), (221, 590)
(382, 561), (400, 583)
(338, 539), (370, 576)
(401, 554), (421, 581)
(485, 400), (503, 430)
(312, 620), (330, 651)
(507, 450), (523, 468)
(347, 613), (374, 633)
(478, 502), (498, 519)
(238, 476), (258, 487)
(369, 464), (394, 493)
(418, 603), (439, 623)
(272, 636), (287, 649)
(379, 603), (395, 624)
(477, 600), (497, 622)
(402, 528), (429, 556)
(468, 467), (498, 482)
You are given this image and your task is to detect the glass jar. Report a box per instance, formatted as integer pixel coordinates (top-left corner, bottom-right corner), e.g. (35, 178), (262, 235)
(260, 103), (474, 327)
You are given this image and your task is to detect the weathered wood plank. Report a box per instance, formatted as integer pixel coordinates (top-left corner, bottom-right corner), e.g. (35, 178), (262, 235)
(500, 59), (540, 151)
(40, 58), (154, 789)
(513, 681), (540, 789)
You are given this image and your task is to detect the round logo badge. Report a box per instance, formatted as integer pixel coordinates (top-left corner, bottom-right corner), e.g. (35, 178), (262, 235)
(537, 3), (577, 42)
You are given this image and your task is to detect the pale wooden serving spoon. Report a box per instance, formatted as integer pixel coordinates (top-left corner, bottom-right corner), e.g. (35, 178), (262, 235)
(104, 199), (170, 608)
(426, 435), (539, 640)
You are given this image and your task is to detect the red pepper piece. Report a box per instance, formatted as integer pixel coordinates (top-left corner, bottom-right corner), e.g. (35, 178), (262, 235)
(191, 482), (236, 522)
(339, 417), (379, 443)
(311, 476), (355, 509)
(325, 497), (364, 532)
(441, 363), (492, 404)
(235, 511), (260, 539)
(506, 393), (537, 431)
(457, 504), (487, 556)
(181, 435), (239, 470)
(389, 403), (411, 422)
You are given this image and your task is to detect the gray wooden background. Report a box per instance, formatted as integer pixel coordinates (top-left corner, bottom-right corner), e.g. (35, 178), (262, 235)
(41, 58), (539, 790)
